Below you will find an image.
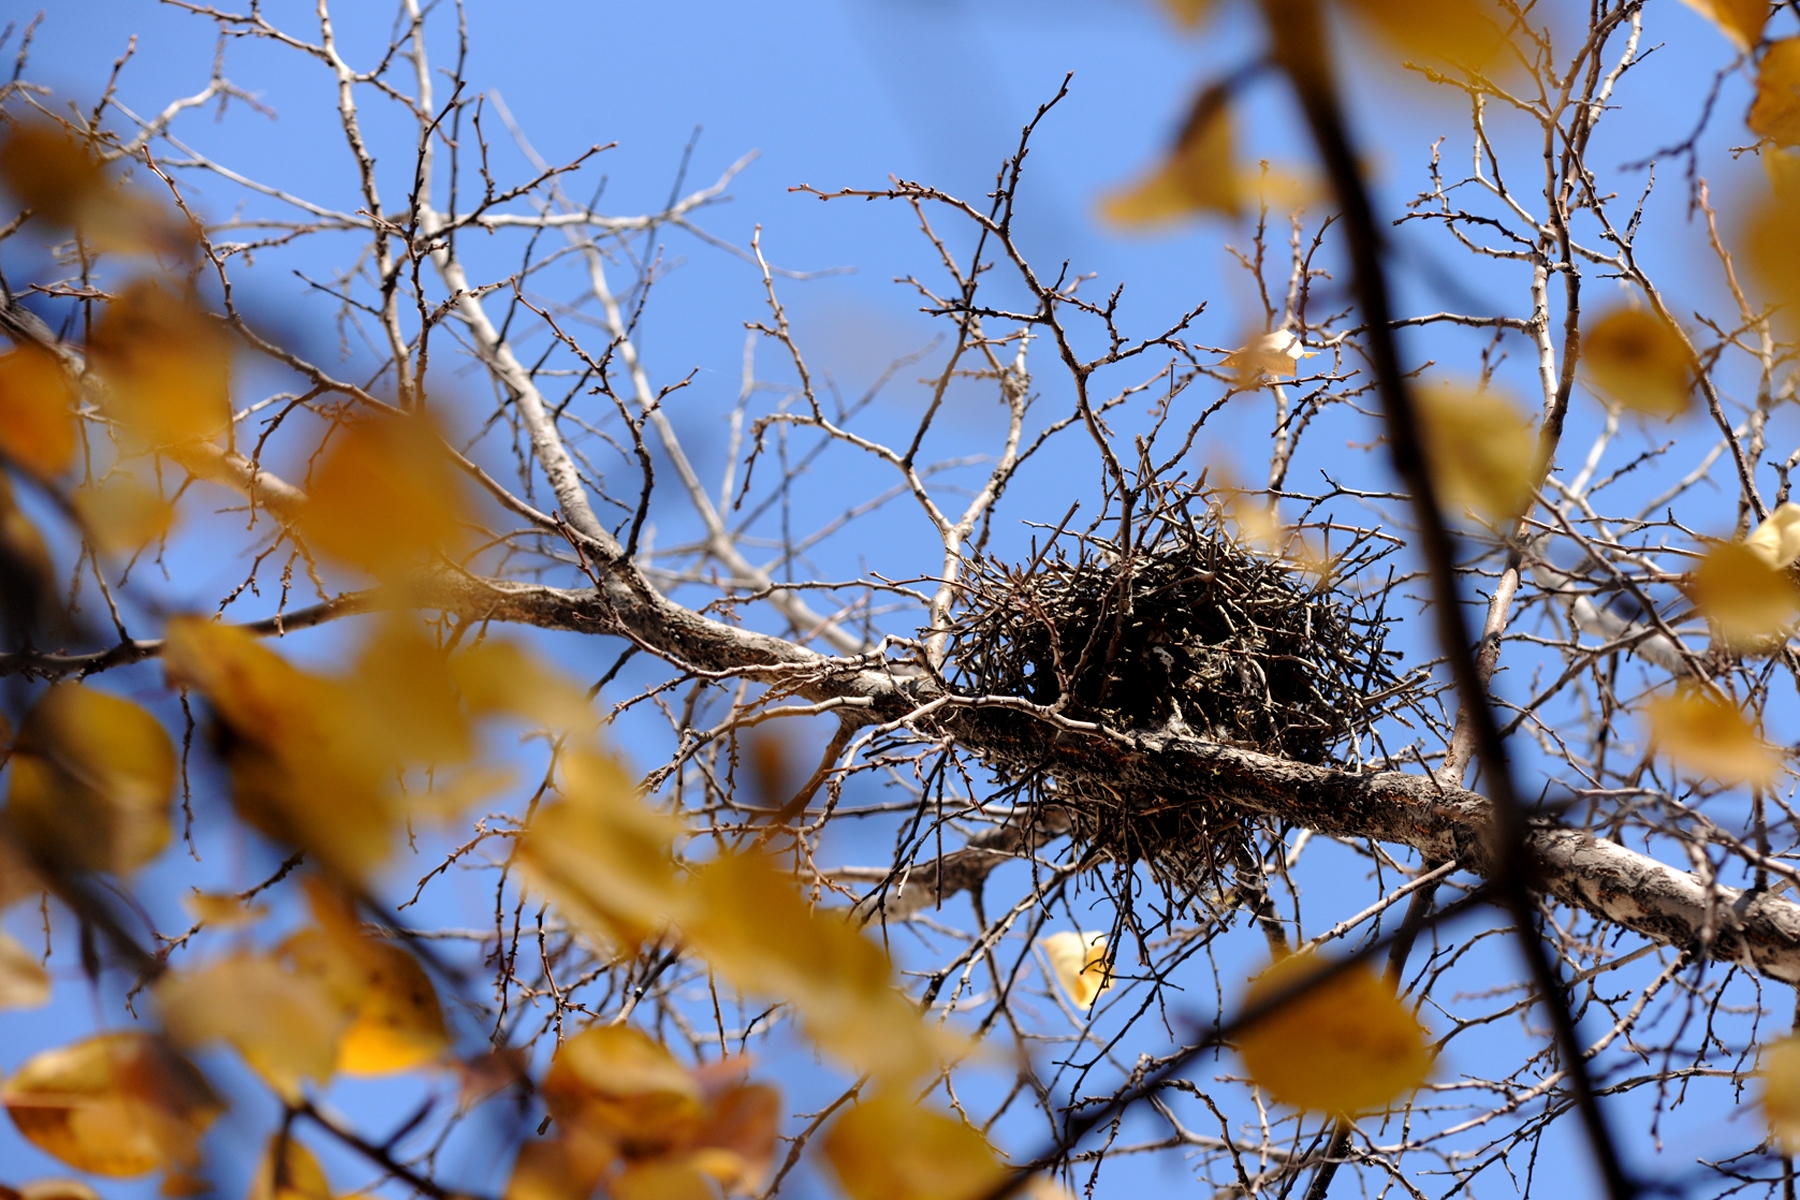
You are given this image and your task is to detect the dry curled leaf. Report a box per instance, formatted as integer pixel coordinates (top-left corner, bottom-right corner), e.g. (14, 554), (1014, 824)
(8, 683), (175, 875)
(821, 1089), (1006, 1200)
(1039, 931), (1113, 1009)
(1236, 953), (1432, 1116)
(1580, 306), (1696, 418)
(1689, 540), (1800, 649)
(1413, 382), (1536, 523)
(1228, 329), (1318, 383)
(2, 1033), (222, 1177)
(88, 279), (232, 449)
(0, 345), (77, 479)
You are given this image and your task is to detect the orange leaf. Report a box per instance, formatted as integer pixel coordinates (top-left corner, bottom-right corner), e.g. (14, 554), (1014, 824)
(298, 412), (473, 577)
(1236, 954), (1432, 1116)
(1678, 0), (1768, 49)
(0, 345), (77, 479)
(1340, 0), (1515, 72)
(1752, 40), (1800, 147)
(88, 279), (232, 449)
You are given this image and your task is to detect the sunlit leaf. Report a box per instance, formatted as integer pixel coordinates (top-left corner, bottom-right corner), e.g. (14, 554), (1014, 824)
(1743, 162), (1800, 326)
(517, 751), (683, 951)
(543, 1025), (703, 1157)
(1227, 329), (1317, 383)
(450, 638), (594, 732)
(1340, 0), (1515, 72)
(1236, 953), (1432, 1116)
(75, 473), (176, 556)
(503, 1132), (613, 1200)
(821, 1089), (1006, 1200)
(1647, 687), (1782, 787)
(181, 890), (269, 928)
(247, 1134), (333, 1200)
(1580, 306), (1696, 418)
(1751, 39), (1800, 147)
(283, 881), (450, 1076)
(686, 1080), (780, 1194)
(2, 1033), (222, 1177)
(1746, 502), (1800, 569)
(163, 617), (395, 881)
(1161, 0), (1215, 26)
(683, 853), (952, 1082)
(348, 616), (470, 766)
(88, 279), (232, 450)
(0, 929), (48, 1009)
(1413, 382), (1536, 523)
(13, 1180), (102, 1200)
(1039, 931), (1113, 1009)
(298, 412), (473, 577)
(0, 123), (189, 256)
(1761, 1035), (1800, 1152)
(156, 952), (347, 1103)
(8, 683), (174, 875)
(0, 345), (77, 479)
(612, 1162), (714, 1200)
(1678, 0), (1767, 48)
(1101, 85), (1243, 225)
(1689, 540), (1800, 648)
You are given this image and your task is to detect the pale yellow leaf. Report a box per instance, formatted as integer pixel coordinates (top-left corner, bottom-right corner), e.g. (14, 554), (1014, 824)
(1689, 540), (1800, 648)
(16, 1180), (101, 1200)
(1580, 306), (1696, 418)
(8, 683), (174, 875)
(1414, 383), (1536, 523)
(155, 952), (348, 1102)
(821, 1089), (1006, 1200)
(1227, 329), (1317, 383)
(1746, 503), (1800, 569)
(1679, 0), (1768, 48)
(74, 473), (176, 556)
(1743, 165), (1800, 328)
(1752, 39), (1800, 147)
(0, 929), (49, 1009)
(1647, 688), (1781, 786)
(0, 345), (77, 479)
(1236, 954), (1432, 1116)
(180, 890), (269, 928)
(1762, 1035), (1800, 1151)
(517, 751), (683, 951)
(247, 1135), (333, 1200)
(1039, 931), (1113, 1009)
(298, 412), (473, 578)
(1, 1033), (222, 1177)
(88, 279), (231, 449)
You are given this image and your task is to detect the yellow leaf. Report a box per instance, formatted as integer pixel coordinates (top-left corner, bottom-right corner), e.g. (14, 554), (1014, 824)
(1413, 382), (1536, 523)
(163, 616), (396, 881)
(1236, 954), (1432, 1116)
(1227, 329), (1317, 383)
(348, 616), (471, 766)
(450, 638), (594, 732)
(88, 279), (231, 449)
(542, 1026), (703, 1157)
(1161, 0), (1215, 26)
(1689, 540), (1800, 649)
(1743, 165), (1800, 327)
(1340, 0), (1515, 72)
(1, 1033), (222, 1177)
(1762, 1035), (1800, 1152)
(0, 123), (190, 256)
(181, 890), (269, 927)
(1647, 687), (1781, 786)
(298, 412), (473, 577)
(0, 929), (49, 1009)
(1101, 85), (1243, 226)
(1747, 502), (1800, 569)
(283, 881), (450, 1076)
(156, 951), (348, 1102)
(683, 853), (951, 1083)
(247, 1135), (333, 1200)
(0, 345), (77, 479)
(1680, 0), (1768, 49)
(687, 1081), (780, 1193)
(517, 751), (683, 951)
(504, 1133), (613, 1200)
(8, 683), (174, 874)
(1580, 306), (1696, 418)
(821, 1090), (1006, 1200)
(1039, 931), (1113, 1009)
(1752, 39), (1800, 147)
(612, 1163), (714, 1200)
(15, 1180), (102, 1200)
(74, 473), (176, 556)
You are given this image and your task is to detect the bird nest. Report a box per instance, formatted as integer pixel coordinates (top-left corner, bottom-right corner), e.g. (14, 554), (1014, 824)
(941, 499), (1407, 893)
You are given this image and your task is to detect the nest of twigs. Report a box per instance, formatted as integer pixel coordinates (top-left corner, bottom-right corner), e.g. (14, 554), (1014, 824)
(943, 495), (1406, 893)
